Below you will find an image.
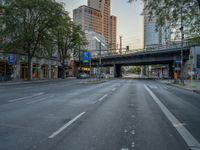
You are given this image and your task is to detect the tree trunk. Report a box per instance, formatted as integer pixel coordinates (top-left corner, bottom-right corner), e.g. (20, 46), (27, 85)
(62, 64), (65, 79)
(27, 55), (32, 81)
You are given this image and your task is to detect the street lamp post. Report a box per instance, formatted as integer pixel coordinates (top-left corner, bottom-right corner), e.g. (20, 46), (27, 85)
(79, 44), (81, 74)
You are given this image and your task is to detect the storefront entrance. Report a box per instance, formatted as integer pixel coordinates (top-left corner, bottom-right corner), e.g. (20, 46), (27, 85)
(42, 64), (48, 79)
(32, 64), (39, 79)
(20, 63), (28, 80)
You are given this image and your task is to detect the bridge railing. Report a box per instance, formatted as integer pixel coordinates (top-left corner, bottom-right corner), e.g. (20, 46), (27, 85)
(91, 40), (200, 58)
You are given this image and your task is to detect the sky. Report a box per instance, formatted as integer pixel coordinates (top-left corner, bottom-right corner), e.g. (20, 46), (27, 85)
(56, 0), (143, 49)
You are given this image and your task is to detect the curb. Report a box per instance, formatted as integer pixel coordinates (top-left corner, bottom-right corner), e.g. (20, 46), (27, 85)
(165, 82), (200, 94)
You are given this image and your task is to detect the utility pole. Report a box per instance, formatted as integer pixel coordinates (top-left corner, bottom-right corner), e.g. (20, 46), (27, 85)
(120, 36), (122, 54)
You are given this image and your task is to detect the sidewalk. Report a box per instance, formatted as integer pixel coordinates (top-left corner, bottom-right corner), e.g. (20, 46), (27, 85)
(0, 77), (76, 86)
(159, 79), (200, 94)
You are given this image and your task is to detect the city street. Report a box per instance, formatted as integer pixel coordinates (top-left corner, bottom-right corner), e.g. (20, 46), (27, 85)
(0, 79), (200, 150)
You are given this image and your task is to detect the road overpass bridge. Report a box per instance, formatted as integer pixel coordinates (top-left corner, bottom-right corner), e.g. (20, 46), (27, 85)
(90, 43), (198, 78)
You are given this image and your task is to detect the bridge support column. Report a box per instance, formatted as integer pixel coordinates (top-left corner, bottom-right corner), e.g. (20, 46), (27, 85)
(114, 64), (122, 78)
(169, 63), (174, 79)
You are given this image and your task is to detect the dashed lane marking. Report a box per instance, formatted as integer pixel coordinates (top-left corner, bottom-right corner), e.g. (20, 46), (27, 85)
(111, 87), (117, 92)
(26, 95), (54, 105)
(8, 92), (44, 103)
(48, 112), (86, 139)
(98, 94), (108, 102)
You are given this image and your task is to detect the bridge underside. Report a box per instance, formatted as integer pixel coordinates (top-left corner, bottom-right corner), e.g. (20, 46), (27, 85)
(111, 62), (174, 78)
(74, 49), (191, 78)
(91, 49), (189, 78)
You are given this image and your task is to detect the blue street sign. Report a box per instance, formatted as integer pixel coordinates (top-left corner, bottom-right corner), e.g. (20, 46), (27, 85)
(8, 54), (15, 65)
(175, 60), (181, 64)
(175, 56), (181, 64)
(82, 52), (90, 63)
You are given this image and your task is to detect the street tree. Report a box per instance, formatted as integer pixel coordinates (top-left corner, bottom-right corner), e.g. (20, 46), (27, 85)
(53, 13), (86, 78)
(128, 0), (200, 40)
(0, 0), (64, 80)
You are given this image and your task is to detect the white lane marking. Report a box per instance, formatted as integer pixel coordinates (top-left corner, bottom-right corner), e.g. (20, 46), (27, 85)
(8, 92), (44, 103)
(131, 114), (135, 118)
(111, 87), (117, 92)
(173, 123), (187, 127)
(26, 95), (54, 105)
(131, 130), (135, 135)
(48, 112), (86, 139)
(131, 142), (135, 148)
(98, 94), (108, 102)
(144, 84), (200, 150)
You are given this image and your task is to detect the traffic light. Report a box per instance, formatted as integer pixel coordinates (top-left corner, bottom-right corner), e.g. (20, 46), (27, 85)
(126, 46), (129, 51)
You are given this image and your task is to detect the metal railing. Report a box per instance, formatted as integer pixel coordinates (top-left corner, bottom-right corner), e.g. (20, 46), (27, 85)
(91, 41), (200, 58)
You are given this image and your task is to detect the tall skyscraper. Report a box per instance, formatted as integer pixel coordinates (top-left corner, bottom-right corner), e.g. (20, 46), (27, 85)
(143, 0), (170, 48)
(73, 5), (102, 36)
(74, 0), (116, 52)
(110, 15), (117, 52)
(143, 1), (160, 48)
(88, 0), (111, 47)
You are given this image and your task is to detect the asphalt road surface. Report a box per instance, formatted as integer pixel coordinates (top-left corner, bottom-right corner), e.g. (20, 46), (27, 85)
(0, 79), (200, 150)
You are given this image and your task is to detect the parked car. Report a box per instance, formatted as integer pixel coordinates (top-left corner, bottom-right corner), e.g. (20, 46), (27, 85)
(77, 73), (90, 79)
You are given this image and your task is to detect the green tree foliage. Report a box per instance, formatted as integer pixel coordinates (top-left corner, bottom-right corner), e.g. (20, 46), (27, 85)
(0, 0), (64, 80)
(129, 0), (200, 41)
(52, 12), (86, 78)
(0, 0), (86, 80)
(128, 66), (141, 74)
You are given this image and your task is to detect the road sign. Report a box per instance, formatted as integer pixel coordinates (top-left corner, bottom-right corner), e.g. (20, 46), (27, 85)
(82, 52), (90, 63)
(8, 54), (15, 65)
(175, 60), (181, 64)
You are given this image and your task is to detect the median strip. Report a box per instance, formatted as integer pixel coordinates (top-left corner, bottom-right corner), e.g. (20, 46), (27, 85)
(48, 112), (86, 139)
